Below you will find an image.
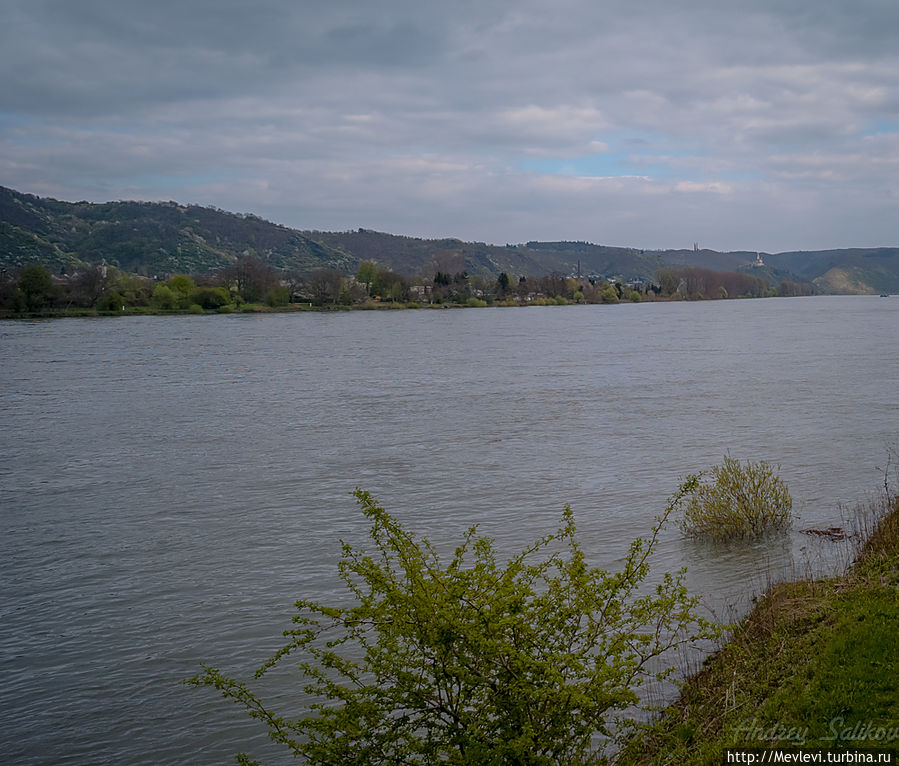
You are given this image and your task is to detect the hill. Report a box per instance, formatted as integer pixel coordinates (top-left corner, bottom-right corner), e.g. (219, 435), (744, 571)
(2, 186), (899, 293)
(0, 186), (352, 277)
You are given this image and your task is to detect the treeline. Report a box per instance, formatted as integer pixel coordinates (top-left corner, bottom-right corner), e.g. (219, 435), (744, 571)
(1, 258), (814, 317)
(0, 256), (291, 315)
(656, 267), (815, 299)
(350, 262), (640, 306)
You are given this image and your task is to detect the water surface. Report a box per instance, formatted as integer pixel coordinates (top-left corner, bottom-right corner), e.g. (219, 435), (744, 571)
(1, 296), (897, 764)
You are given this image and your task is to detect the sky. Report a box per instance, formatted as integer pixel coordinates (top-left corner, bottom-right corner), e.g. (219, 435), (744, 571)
(2, 0), (898, 252)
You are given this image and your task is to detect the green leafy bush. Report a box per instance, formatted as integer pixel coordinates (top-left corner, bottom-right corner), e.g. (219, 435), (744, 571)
(151, 283), (176, 310)
(194, 286), (231, 309)
(677, 456), (793, 540)
(264, 285), (290, 307)
(189, 488), (714, 765)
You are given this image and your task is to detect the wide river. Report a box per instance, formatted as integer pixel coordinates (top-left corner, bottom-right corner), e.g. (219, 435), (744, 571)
(2, 296), (897, 764)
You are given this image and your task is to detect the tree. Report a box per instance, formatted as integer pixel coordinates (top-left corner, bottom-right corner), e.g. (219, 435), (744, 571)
(264, 286), (290, 307)
(18, 264), (54, 311)
(356, 260), (378, 293)
(306, 268), (343, 305)
(600, 282), (619, 304)
(194, 286), (231, 309)
(70, 265), (107, 307)
(656, 269), (681, 297)
(221, 256), (280, 303)
(167, 273), (196, 298)
(190, 488), (714, 765)
(151, 283), (177, 310)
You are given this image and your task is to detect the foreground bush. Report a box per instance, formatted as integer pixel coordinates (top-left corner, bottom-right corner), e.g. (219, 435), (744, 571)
(677, 456), (793, 540)
(189, 488), (715, 765)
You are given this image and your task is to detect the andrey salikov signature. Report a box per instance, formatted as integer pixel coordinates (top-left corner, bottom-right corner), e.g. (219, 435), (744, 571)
(732, 717), (899, 747)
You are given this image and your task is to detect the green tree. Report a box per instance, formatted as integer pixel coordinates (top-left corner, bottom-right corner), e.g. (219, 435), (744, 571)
(190, 489), (713, 765)
(600, 283), (619, 304)
(151, 283), (176, 310)
(18, 264), (54, 311)
(356, 260), (378, 294)
(264, 285), (290, 307)
(194, 286), (231, 309)
(167, 273), (196, 298)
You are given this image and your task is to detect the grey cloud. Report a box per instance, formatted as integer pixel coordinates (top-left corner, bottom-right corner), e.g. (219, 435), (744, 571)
(2, 0), (899, 250)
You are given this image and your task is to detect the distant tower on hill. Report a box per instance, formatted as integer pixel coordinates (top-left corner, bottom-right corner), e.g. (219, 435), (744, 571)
(693, 242), (699, 252)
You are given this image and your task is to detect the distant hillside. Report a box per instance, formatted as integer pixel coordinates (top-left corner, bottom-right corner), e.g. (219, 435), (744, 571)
(657, 247), (899, 294)
(305, 230), (665, 281)
(767, 248), (899, 294)
(2, 186), (898, 293)
(0, 186), (352, 277)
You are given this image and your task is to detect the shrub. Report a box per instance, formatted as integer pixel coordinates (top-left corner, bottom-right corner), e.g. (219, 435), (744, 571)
(677, 456), (793, 540)
(187, 303), (204, 315)
(465, 296), (488, 307)
(189, 489), (715, 765)
(193, 286), (231, 310)
(151, 283), (176, 310)
(264, 286), (290, 307)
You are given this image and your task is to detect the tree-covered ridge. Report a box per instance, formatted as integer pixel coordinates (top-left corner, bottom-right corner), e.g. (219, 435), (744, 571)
(0, 186), (353, 277)
(2, 186), (899, 293)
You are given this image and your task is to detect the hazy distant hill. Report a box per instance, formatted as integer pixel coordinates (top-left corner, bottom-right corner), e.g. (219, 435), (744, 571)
(305, 230), (666, 281)
(766, 249), (899, 294)
(2, 186), (898, 293)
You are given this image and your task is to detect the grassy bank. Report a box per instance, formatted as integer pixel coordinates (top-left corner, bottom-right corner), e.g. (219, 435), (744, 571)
(618, 490), (899, 763)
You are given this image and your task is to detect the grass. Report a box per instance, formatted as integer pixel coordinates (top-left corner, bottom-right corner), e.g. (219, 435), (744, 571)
(617, 487), (899, 763)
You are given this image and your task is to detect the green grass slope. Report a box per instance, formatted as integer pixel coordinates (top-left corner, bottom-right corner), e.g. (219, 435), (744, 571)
(618, 492), (899, 764)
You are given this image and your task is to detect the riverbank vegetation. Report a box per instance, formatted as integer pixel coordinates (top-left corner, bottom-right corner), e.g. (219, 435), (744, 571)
(1, 256), (816, 319)
(619, 477), (899, 763)
(187, 460), (898, 763)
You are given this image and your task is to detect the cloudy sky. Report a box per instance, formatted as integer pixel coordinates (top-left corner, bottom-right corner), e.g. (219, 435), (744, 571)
(3, 0), (898, 252)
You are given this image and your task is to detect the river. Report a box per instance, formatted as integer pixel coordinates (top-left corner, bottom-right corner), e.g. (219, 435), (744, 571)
(1, 296), (897, 764)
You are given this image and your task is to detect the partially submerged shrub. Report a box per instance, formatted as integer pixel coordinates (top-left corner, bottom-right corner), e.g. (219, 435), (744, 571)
(677, 456), (793, 540)
(190, 489), (716, 764)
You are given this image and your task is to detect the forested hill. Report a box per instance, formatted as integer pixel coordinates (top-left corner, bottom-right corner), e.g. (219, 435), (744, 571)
(3, 186), (899, 293)
(0, 186), (352, 277)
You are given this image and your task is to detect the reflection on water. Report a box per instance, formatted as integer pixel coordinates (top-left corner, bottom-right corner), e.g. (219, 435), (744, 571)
(1, 296), (897, 764)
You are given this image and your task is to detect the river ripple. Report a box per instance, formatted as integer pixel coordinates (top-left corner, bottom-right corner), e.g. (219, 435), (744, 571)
(1, 296), (897, 764)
